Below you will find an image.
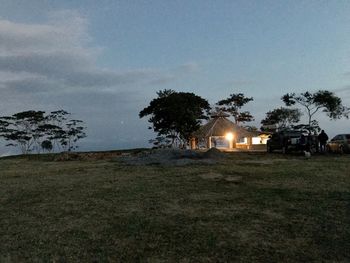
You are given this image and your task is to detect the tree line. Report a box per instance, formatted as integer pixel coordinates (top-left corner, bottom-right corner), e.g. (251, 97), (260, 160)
(0, 110), (86, 154)
(140, 89), (349, 148)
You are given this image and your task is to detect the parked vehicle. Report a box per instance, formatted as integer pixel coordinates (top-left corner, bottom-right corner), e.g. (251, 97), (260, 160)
(267, 129), (318, 154)
(326, 134), (350, 154)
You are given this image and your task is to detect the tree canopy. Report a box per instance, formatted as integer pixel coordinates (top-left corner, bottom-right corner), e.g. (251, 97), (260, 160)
(216, 93), (254, 124)
(261, 107), (302, 131)
(0, 110), (86, 154)
(139, 90), (210, 146)
(282, 90), (349, 133)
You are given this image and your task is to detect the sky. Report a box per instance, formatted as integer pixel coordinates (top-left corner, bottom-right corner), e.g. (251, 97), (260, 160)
(0, 0), (350, 155)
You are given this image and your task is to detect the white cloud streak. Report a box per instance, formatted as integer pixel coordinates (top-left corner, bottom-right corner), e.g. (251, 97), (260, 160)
(0, 11), (199, 154)
(0, 11), (196, 94)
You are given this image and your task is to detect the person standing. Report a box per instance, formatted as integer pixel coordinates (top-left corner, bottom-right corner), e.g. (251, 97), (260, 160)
(318, 130), (329, 153)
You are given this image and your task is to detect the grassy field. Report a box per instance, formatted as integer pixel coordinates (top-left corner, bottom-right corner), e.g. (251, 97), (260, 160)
(0, 152), (349, 262)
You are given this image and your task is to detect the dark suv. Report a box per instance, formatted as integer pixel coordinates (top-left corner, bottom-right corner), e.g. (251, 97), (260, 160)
(267, 130), (318, 154)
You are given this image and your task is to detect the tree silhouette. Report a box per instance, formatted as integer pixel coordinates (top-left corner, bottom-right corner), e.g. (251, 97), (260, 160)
(217, 93), (254, 124)
(261, 107), (302, 131)
(282, 90), (349, 133)
(140, 90), (210, 147)
(0, 110), (86, 154)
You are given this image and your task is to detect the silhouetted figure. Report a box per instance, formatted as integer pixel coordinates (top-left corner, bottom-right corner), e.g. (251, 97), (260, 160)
(318, 130), (329, 153)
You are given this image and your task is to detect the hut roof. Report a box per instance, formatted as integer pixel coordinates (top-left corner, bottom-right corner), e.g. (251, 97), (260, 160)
(195, 115), (259, 138)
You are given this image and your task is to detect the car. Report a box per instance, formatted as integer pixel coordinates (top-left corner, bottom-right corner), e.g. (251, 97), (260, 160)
(267, 129), (318, 154)
(326, 134), (350, 154)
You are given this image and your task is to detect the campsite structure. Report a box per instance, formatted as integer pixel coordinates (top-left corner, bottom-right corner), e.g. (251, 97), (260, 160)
(192, 111), (269, 151)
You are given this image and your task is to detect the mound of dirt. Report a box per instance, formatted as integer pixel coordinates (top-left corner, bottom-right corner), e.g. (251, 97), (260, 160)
(150, 148), (202, 160)
(120, 148), (222, 166)
(52, 148), (227, 165)
(202, 147), (226, 159)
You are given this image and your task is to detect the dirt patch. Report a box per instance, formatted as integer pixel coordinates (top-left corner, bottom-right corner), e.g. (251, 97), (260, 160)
(199, 172), (224, 180)
(238, 158), (289, 165)
(224, 175), (243, 183)
(52, 148), (228, 165)
(239, 160), (275, 165)
(120, 148), (226, 166)
(198, 173), (242, 183)
(54, 151), (123, 161)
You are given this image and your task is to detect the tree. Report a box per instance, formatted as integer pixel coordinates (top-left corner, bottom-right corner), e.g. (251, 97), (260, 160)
(61, 119), (87, 151)
(0, 111), (46, 154)
(0, 119), (9, 133)
(149, 136), (172, 149)
(282, 90), (349, 133)
(261, 107), (302, 131)
(0, 110), (86, 154)
(46, 110), (71, 151)
(217, 93), (254, 124)
(41, 140), (53, 152)
(140, 90), (211, 147)
(36, 123), (64, 151)
(156, 89), (175, 98)
(244, 125), (258, 132)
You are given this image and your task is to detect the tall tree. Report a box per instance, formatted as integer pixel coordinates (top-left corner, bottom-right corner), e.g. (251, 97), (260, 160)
(0, 110), (86, 154)
(216, 93), (254, 124)
(261, 107), (302, 131)
(282, 90), (349, 133)
(140, 90), (211, 146)
(46, 110), (71, 151)
(61, 119), (87, 151)
(0, 111), (46, 154)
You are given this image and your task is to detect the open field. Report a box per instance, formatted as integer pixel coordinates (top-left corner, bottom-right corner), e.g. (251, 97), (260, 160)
(1, 151), (350, 262)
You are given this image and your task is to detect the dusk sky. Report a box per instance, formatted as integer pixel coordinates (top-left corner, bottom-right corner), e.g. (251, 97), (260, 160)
(0, 0), (350, 155)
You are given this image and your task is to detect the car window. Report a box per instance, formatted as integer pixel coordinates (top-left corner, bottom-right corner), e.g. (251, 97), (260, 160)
(333, 135), (342, 141)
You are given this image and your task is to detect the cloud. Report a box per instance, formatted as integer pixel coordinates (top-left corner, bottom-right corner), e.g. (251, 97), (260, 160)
(0, 11), (196, 95)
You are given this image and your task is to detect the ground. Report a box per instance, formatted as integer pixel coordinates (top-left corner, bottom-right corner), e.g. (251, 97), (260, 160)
(0, 151), (349, 262)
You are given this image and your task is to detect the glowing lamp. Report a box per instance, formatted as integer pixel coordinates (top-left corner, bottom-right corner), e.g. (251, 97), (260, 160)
(225, 132), (234, 141)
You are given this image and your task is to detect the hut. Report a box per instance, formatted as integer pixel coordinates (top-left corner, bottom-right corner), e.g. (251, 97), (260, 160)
(191, 111), (269, 151)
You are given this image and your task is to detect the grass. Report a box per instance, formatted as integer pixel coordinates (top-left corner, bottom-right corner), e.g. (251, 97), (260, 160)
(0, 152), (349, 262)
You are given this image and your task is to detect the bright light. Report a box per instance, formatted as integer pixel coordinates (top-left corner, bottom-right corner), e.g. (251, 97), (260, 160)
(225, 132), (234, 141)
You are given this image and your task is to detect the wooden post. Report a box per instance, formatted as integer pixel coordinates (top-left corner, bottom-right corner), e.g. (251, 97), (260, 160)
(207, 136), (212, 148)
(229, 139), (233, 149)
(190, 138), (196, 149)
(247, 137), (252, 150)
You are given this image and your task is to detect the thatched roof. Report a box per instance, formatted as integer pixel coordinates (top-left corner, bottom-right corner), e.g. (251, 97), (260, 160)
(194, 113), (259, 138)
